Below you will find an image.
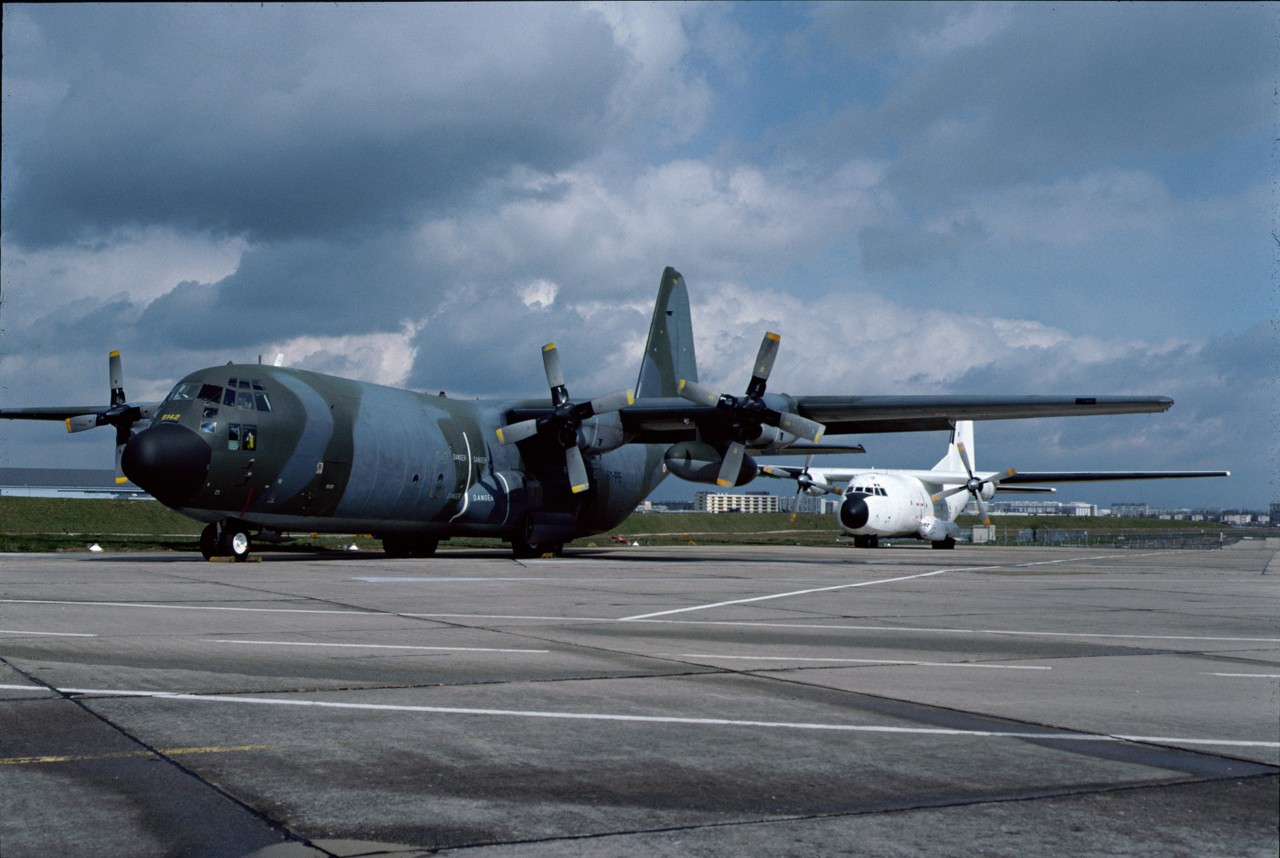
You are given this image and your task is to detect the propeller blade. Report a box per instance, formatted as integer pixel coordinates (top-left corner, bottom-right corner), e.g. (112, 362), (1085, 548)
(956, 441), (976, 479)
(974, 491), (992, 526)
(931, 484), (969, 502)
(565, 445), (590, 494)
(716, 442), (746, 487)
(678, 379), (723, 408)
(777, 411), (825, 443)
(109, 350), (126, 407)
(746, 332), (781, 397)
(587, 388), (635, 415)
(66, 415), (98, 434)
(541, 343), (568, 403)
(496, 419), (540, 445)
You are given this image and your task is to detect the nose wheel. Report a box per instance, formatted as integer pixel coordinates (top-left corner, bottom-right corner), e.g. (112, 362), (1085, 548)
(200, 521), (252, 561)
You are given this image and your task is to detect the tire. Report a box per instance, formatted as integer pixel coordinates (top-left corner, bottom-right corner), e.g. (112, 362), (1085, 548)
(931, 537), (956, 550)
(200, 523), (219, 560)
(220, 526), (251, 561)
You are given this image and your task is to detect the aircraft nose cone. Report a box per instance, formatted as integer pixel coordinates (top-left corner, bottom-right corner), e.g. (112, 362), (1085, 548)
(839, 495), (869, 530)
(122, 423), (211, 506)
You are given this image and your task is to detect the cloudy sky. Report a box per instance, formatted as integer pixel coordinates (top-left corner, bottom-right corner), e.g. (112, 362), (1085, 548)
(1, 3), (1274, 509)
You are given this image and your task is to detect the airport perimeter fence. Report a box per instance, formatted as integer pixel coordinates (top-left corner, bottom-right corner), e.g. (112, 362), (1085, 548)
(1008, 529), (1235, 550)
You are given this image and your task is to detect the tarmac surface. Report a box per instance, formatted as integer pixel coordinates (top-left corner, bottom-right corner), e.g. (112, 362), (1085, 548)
(1, 541), (1276, 857)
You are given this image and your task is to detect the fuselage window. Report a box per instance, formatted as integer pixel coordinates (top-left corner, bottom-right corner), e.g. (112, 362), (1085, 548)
(200, 404), (218, 434)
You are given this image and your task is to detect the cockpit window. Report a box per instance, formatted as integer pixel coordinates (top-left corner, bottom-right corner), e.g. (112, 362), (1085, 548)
(198, 383), (223, 402)
(220, 378), (272, 412)
(165, 382), (201, 402)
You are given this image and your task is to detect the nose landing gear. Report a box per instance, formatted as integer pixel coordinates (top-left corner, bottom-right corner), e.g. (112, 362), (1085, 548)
(200, 520), (252, 561)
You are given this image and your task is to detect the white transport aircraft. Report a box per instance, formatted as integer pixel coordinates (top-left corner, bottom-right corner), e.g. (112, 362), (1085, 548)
(760, 421), (1229, 549)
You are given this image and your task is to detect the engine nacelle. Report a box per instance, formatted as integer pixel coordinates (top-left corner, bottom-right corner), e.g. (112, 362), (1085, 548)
(917, 516), (960, 542)
(577, 412), (626, 454)
(979, 482), (997, 501)
(664, 441), (758, 486)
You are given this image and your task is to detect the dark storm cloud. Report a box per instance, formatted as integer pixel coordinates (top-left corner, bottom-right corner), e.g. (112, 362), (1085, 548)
(814, 3), (1274, 199)
(3, 5), (624, 248)
(137, 232), (437, 348)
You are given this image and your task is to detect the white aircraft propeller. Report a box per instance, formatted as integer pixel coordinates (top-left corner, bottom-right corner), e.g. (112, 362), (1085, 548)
(931, 442), (1015, 525)
(496, 343), (634, 494)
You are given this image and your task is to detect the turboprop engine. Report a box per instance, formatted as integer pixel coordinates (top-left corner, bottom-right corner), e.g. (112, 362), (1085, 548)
(664, 440), (758, 486)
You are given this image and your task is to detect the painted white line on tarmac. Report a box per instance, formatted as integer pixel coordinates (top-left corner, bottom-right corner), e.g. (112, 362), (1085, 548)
(211, 639), (547, 654)
(661, 654), (1050, 669)
(0, 629), (97, 637)
(0, 684), (1272, 749)
(1203, 672), (1280, 678)
(619, 569), (955, 621)
(618, 554), (1128, 622)
(0, 598), (371, 616)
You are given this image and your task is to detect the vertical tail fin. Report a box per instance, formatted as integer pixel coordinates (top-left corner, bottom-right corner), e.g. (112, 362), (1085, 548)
(635, 267), (698, 399)
(934, 420), (974, 472)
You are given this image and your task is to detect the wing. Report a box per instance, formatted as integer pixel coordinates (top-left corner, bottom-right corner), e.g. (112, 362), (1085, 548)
(0, 406), (117, 421)
(1001, 470), (1229, 484)
(789, 394), (1174, 436)
(611, 394), (1175, 443)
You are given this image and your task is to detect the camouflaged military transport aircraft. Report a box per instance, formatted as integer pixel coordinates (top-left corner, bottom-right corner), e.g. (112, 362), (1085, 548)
(1, 267), (1182, 560)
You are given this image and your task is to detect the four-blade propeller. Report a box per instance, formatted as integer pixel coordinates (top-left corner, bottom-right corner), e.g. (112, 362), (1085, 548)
(931, 442), (1014, 525)
(496, 343), (634, 494)
(678, 332), (826, 487)
(59, 351), (146, 480)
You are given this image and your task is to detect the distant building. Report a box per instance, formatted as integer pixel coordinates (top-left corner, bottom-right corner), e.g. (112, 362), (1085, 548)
(0, 468), (150, 500)
(1270, 502), (1280, 526)
(1112, 502), (1150, 518)
(694, 491), (780, 514)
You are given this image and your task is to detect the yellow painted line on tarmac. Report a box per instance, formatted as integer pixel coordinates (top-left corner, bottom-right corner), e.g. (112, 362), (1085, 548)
(0, 744), (271, 766)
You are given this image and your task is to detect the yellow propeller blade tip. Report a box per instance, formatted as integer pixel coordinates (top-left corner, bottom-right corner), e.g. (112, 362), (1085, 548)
(571, 483), (589, 494)
(765, 332), (780, 342)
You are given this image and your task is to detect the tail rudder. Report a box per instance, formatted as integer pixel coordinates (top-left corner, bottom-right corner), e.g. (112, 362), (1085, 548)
(635, 267), (697, 398)
(934, 420), (975, 472)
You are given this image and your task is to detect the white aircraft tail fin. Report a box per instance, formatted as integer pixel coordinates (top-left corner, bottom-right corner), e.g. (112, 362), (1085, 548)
(934, 420), (974, 473)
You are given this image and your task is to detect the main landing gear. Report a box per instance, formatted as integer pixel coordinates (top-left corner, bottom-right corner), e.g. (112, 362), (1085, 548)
(200, 520), (252, 561)
(381, 535), (439, 558)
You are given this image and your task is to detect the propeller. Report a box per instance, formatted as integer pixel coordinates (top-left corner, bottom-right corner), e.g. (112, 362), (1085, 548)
(496, 343), (634, 494)
(930, 441), (1015, 525)
(60, 351), (147, 481)
(678, 332), (826, 487)
(779, 455), (845, 520)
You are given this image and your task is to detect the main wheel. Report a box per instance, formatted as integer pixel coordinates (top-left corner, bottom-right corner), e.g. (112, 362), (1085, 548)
(220, 526), (251, 561)
(931, 537), (957, 550)
(200, 523), (219, 560)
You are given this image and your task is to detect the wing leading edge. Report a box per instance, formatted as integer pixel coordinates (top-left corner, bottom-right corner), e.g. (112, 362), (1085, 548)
(613, 394), (1174, 444)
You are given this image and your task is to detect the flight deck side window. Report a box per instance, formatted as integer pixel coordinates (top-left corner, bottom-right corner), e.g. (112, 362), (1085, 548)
(227, 423), (258, 451)
(222, 387), (237, 406)
(236, 390), (255, 409)
(198, 383), (223, 403)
